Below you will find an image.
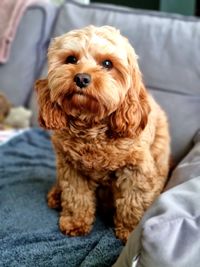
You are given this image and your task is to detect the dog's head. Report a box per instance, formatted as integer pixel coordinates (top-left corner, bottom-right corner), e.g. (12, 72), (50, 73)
(35, 25), (150, 136)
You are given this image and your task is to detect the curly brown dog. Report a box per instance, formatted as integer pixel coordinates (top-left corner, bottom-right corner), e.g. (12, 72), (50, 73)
(35, 25), (170, 243)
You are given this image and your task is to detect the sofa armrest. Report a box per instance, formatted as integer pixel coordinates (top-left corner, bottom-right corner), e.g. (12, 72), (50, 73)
(113, 130), (200, 267)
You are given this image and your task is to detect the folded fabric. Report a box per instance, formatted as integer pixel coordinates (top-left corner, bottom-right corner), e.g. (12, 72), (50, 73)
(0, 128), (27, 145)
(0, 0), (44, 63)
(113, 130), (200, 267)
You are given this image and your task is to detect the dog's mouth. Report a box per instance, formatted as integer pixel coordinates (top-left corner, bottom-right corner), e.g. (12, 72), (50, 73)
(66, 90), (97, 103)
(66, 91), (84, 100)
(54, 86), (107, 121)
(60, 89), (100, 115)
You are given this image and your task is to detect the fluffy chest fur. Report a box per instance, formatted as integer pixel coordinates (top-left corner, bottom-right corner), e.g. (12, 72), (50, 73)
(52, 126), (148, 182)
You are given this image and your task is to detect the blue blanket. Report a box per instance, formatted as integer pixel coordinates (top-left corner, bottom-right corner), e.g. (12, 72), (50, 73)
(0, 129), (123, 267)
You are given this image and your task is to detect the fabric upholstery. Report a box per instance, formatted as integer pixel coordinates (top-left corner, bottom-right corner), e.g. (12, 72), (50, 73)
(0, 2), (57, 106)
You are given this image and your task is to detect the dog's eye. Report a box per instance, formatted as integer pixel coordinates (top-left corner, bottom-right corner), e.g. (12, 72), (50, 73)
(65, 55), (78, 64)
(102, 60), (113, 70)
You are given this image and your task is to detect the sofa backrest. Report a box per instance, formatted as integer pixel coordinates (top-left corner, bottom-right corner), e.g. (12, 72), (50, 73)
(41, 0), (200, 163)
(0, 1), (57, 107)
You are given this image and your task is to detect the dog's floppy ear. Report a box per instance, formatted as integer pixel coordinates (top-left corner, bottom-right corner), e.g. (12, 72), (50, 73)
(35, 79), (67, 129)
(109, 47), (150, 138)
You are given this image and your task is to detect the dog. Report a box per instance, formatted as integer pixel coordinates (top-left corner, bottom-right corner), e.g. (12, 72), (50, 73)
(35, 25), (170, 242)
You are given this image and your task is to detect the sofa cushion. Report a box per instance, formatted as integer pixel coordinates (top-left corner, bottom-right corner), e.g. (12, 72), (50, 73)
(113, 130), (200, 267)
(0, 1), (57, 107)
(37, 0), (200, 163)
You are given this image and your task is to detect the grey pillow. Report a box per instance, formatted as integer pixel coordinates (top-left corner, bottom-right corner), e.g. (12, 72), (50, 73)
(37, 0), (200, 163)
(113, 130), (200, 267)
(0, 2), (57, 106)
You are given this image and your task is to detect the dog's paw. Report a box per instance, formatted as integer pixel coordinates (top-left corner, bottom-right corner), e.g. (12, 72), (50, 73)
(47, 185), (61, 210)
(59, 215), (93, 236)
(115, 227), (131, 243)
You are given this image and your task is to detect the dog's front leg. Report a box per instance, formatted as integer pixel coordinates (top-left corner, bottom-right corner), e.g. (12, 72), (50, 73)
(57, 161), (96, 237)
(113, 165), (165, 243)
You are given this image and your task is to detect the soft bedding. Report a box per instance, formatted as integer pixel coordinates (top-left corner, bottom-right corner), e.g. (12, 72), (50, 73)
(2, 128), (200, 267)
(0, 128), (123, 267)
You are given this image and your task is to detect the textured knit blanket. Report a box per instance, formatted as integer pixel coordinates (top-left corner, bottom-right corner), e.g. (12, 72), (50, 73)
(0, 128), (123, 267)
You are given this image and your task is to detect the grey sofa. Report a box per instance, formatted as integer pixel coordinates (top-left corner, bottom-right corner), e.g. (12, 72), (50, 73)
(0, 1), (200, 266)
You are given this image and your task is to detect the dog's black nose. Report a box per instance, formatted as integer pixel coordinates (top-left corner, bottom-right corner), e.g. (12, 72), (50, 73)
(74, 73), (91, 89)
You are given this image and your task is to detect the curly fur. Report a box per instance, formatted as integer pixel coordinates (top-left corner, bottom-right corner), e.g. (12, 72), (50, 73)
(35, 25), (170, 242)
(0, 93), (11, 123)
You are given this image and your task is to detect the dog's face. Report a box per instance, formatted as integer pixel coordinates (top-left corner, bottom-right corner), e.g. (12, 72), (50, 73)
(36, 26), (150, 136)
(47, 26), (134, 119)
